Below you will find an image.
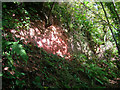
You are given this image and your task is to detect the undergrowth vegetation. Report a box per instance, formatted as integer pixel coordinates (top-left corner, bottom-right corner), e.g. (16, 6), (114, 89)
(2, 2), (120, 89)
(3, 38), (119, 88)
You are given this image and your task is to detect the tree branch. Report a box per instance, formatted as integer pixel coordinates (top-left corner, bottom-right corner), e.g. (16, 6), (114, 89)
(112, 2), (120, 25)
(81, 2), (120, 32)
(100, 2), (120, 55)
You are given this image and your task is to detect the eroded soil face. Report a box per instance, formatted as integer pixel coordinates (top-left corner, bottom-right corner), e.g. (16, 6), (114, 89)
(9, 20), (71, 59)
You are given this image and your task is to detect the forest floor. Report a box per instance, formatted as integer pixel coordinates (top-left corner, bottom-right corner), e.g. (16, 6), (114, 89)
(3, 8), (120, 88)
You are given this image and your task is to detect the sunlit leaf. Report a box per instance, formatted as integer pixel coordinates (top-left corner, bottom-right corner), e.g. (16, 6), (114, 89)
(11, 42), (28, 62)
(95, 78), (103, 85)
(3, 5), (6, 8)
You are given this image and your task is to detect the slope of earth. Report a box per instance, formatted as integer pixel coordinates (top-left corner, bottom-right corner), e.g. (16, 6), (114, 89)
(2, 2), (120, 88)
(2, 40), (102, 88)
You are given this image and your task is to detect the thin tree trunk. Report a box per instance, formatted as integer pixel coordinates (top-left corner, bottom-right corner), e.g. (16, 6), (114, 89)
(81, 2), (120, 32)
(112, 2), (120, 25)
(45, 2), (55, 28)
(100, 2), (120, 55)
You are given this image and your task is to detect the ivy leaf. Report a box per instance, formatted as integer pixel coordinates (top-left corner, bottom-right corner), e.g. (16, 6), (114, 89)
(11, 42), (28, 63)
(7, 54), (14, 65)
(3, 5), (6, 8)
(23, 21), (26, 24)
(95, 78), (103, 85)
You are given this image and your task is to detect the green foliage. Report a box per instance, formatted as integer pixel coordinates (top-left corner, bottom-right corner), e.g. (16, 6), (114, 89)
(2, 39), (28, 63)
(75, 52), (118, 87)
(2, 38), (28, 88)
(11, 41), (28, 61)
(31, 48), (90, 88)
(2, 2), (120, 89)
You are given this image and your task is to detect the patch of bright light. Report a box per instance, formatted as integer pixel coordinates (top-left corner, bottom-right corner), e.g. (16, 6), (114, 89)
(42, 38), (46, 43)
(37, 41), (43, 47)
